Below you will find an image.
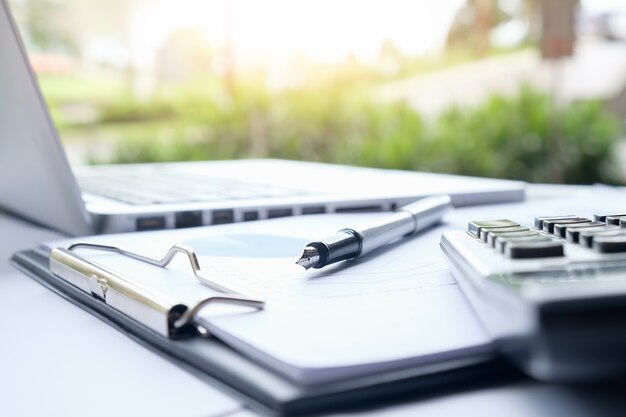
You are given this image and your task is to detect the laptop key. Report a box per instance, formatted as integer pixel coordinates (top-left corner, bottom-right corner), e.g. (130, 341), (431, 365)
(79, 171), (305, 205)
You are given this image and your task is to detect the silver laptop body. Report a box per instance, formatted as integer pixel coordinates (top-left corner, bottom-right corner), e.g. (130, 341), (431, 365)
(0, 0), (524, 236)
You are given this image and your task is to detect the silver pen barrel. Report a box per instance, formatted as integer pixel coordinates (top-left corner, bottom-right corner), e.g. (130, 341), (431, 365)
(403, 194), (452, 232)
(296, 195), (452, 269)
(359, 195), (451, 255)
(359, 211), (416, 255)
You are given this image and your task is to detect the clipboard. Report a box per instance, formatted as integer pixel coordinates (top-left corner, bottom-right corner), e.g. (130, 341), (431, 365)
(48, 242), (265, 339)
(11, 245), (518, 416)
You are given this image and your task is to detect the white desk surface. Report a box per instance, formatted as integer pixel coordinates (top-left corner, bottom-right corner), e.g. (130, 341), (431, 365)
(1, 185), (625, 417)
(0, 214), (243, 417)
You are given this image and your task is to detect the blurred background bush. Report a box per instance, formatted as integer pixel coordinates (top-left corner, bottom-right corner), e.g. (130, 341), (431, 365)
(78, 83), (621, 185)
(10, 0), (626, 184)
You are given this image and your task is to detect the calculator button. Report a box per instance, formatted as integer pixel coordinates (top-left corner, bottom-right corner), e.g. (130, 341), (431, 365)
(542, 217), (591, 234)
(504, 240), (564, 259)
(468, 220), (518, 238)
(593, 234), (626, 253)
(565, 223), (612, 243)
(480, 226), (529, 243)
(553, 221), (604, 238)
(534, 215), (576, 229)
(594, 213), (626, 223)
(496, 234), (547, 253)
(604, 215), (626, 226)
(487, 230), (536, 248)
(579, 227), (622, 247)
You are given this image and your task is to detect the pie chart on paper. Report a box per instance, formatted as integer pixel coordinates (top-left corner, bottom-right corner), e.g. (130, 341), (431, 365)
(183, 234), (309, 258)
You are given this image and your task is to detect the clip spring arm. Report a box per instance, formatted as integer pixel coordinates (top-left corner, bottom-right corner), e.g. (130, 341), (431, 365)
(68, 243), (256, 296)
(50, 242), (265, 338)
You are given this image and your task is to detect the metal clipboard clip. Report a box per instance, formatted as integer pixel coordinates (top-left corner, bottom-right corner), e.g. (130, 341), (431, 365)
(49, 242), (265, 339)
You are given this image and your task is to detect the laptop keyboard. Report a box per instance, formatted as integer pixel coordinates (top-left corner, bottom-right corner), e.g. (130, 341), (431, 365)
(78, 171), (309, 205)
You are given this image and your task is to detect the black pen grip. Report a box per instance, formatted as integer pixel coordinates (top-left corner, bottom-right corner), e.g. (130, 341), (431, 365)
(308, 229), (363, 268)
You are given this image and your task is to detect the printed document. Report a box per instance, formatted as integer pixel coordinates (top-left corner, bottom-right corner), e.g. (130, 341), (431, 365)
(43, 213), (494, 384)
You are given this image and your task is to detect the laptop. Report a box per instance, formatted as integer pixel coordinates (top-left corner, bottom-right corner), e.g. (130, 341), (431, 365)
(0, 0), (524, 236)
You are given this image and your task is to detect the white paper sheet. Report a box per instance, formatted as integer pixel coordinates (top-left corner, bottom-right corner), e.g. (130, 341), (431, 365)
(44, 212), (494, 384)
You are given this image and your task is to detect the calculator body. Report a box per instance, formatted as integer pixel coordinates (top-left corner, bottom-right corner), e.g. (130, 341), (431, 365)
(441, 218), (626, 382)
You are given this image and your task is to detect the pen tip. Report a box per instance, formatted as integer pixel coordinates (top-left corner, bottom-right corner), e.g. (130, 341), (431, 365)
(296, 246), (320, 270)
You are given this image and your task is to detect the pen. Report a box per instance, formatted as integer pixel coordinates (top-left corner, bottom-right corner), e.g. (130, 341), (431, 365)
(296, 194), (452, 270)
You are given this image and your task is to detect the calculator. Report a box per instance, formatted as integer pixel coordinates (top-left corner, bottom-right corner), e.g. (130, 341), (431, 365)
(440, 215), (626, 382)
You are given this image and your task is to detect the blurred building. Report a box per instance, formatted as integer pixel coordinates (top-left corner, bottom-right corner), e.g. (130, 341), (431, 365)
(154, 29), (212, 84)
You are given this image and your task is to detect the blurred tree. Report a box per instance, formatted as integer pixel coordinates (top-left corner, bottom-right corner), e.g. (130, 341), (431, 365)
(524, 0), (542, 43)
(155, 29), (213, 84)
(446, 0), (509, 56)
(20, 0), (77, 53)
(446, 0), (524, 57)
(377, 39), (406, 77)
(474, 0), (493, 56)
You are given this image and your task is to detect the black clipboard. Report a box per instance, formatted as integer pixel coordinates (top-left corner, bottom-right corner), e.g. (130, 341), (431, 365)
(12, 248), (518, 416)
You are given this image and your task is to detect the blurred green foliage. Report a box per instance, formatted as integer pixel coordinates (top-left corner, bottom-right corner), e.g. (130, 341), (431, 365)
(44, 75), (623, 184)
